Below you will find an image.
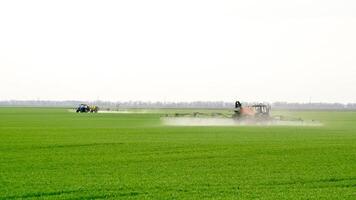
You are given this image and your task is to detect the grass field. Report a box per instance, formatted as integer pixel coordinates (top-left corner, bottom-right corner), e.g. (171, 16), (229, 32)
(0, 107), (355, 199)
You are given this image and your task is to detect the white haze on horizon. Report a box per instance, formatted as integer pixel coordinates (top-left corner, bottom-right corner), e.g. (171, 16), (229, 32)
(0, 0), (355, 103)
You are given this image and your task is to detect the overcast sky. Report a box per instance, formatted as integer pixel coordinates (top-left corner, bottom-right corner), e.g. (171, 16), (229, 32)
(0, 0), (355, 103)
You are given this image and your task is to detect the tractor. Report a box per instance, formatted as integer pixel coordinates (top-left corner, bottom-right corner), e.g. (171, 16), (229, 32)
(233, 101), (270, 119)
(76, 104), (99, 113)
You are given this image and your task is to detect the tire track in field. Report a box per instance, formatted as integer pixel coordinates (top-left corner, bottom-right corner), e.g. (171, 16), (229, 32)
(262, 177), (356, 188)
(0, 189), (80, 199)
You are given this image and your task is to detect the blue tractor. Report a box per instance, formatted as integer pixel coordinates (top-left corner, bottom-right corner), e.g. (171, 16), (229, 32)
(76, 104), (90, 113)
(76, 104), (99, 113)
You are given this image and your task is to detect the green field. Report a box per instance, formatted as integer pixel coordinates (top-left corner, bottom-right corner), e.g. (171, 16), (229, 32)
(0, 108), (355, 199)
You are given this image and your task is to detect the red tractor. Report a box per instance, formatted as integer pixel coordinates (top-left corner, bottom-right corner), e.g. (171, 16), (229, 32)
(233, 101), (270, 119)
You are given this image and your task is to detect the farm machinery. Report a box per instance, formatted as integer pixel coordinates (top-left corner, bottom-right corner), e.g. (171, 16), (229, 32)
(162, 100), (318, 126)
(76, 104), (99, 113)
(233, 101), (271, 119)
(165, 101), (272, 120)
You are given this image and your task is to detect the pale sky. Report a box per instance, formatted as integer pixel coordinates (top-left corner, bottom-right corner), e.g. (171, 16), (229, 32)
(0, 0), (355, 103)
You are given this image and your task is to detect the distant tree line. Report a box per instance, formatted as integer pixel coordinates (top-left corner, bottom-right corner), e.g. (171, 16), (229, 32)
(272, 102), (356, 110)
(0, 100), (356, 110)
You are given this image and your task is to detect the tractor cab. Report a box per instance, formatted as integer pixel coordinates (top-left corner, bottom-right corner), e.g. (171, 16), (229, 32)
(251, 104), (270, 117)
(76, 104), (90, 113)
